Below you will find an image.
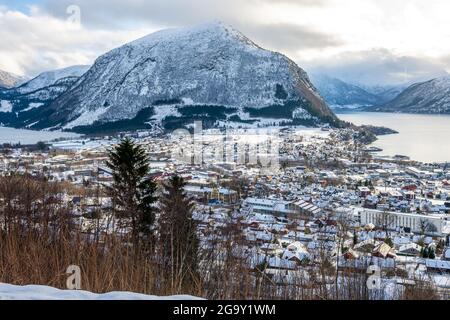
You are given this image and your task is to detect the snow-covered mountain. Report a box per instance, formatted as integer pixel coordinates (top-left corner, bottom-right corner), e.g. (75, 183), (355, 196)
(0, 65), (90, 128)
(0, 76), (80, 128)
(366, 76), (450, 114)
(0, 70), (27, 89)
(22, 22), (339, 132)
(15, 65), (90, 94)
(310, 73), (380, 109)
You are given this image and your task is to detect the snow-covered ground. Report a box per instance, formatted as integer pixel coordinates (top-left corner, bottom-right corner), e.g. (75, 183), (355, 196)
(0, 100), (13, 113)
(0, 283), (201, 300)
(51, 138), (113, 151)
(63, 106), (111, 129)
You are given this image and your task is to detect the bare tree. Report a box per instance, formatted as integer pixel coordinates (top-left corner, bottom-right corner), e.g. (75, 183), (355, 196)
(376, 210), (396, 236)
(419, 219), (438, 235)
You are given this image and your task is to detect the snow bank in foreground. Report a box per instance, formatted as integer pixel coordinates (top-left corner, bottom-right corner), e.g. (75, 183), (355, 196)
(0, 283), (201, 300)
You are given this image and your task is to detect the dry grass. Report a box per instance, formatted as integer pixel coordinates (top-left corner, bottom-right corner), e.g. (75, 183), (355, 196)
(1, 228), (146, 293)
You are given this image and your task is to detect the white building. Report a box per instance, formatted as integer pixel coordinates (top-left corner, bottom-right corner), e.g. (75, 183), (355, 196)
(406, 166), (432, 179)
(243, 197), (295, 217)
(360, 208), (449, 236)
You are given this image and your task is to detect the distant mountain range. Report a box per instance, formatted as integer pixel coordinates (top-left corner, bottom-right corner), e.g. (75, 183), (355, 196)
(357, 84), (408, 104)
(0, 70), (27, 89)
(310, 74), (380, 109)
(0, 65), (90, 128)
(14, 65), (90, 95)
(311, 73), (450, 114)
(0, 22), (341, 133)
(310, 74), (410, 109)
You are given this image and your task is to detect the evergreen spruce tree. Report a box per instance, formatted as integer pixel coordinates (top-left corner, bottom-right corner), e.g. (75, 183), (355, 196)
(106, 138), (157, 245)
(353, 231), (358, 246)
(422, 247), (429, 259)
(428, 248), (436, 259)
(159, 175), (199, 292)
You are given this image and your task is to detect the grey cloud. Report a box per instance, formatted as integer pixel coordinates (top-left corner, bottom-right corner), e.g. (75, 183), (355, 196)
(241, 23), (343, 52)
(41, 0), (342, 59)
(305, 49), (449, 86)
(0, 7), (143, 76)
(42, 0), (326, 30)
(43, 0), (253, 29)
(41, 0), (342, 57)
(0, 0), (339, 76)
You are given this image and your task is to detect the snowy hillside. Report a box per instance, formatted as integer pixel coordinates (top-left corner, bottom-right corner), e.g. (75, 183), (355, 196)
(0, 70), (27, 89)
(0, 76), (80, 129)
(29, 22), (339, 132)
(0, 283), (200, 300)
(15, 65), (90, 94)
(367, 76), (450, 114)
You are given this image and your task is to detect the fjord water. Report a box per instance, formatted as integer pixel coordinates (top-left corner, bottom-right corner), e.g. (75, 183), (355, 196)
(1, 112), (449, 163)
(338, 112), (450, 163)
(0, 127), (78, 145)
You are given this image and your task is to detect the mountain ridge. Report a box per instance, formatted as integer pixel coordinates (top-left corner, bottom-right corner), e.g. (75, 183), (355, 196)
(14, 65), (90, 95)
(365, 76), (450, 114)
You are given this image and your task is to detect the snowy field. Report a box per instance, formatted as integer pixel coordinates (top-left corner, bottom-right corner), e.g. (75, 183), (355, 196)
(0, 283), (201, 300)
(51, 138), (116, 151)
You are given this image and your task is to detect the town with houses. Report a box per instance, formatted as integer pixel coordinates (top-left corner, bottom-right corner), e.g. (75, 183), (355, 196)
(1, 126), (450, 299)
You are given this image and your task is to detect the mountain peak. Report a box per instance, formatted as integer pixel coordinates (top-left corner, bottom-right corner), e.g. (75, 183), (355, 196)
(130, 21), (259, 50)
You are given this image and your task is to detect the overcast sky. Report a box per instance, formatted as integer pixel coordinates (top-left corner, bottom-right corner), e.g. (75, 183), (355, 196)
(1, 0), (449, 86)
